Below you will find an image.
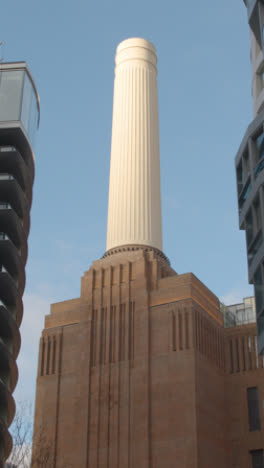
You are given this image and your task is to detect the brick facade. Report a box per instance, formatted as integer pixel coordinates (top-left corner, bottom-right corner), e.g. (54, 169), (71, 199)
(32, 249), (264, 468)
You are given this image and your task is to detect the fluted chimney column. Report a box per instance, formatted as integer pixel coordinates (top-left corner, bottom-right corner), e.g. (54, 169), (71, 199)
(106, 38), (163, 252)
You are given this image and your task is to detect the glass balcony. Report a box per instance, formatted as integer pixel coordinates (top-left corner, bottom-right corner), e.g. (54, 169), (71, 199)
(0, 63), (40, 148)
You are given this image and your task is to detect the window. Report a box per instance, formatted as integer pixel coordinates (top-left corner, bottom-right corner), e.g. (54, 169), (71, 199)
(246, 209), (254, 246)
(258, 309), (264, 334)
(257, 65), (264, 95)
(250, 449), (264, 468)
(244, 151), (250, 179)
(257, 132), (264, 161)
(237, 161), (243, 194)
(254, 197), (262, 231)
(239, 179), (251, 212)
(247, 387), (261, 431)
(254, 267), (264, 315)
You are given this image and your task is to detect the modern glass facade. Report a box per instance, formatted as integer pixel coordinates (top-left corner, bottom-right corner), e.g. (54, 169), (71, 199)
(235, 0), (264, 355)
(235, 117), (264, 354)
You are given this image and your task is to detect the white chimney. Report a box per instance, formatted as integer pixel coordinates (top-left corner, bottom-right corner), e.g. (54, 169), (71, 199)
(106, 38), (163, 253)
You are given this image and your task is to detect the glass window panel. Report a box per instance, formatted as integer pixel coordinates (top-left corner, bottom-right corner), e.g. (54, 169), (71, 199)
(21, 71), (39, 148)
(0, 70), (24, 122)
(257, 310), (264, 334)
(21, 72), (32, 134)
(244, 152), (250, 179)
(28, 85), (38, 146)
(246, 209), (254, 246)
(237, 161), (243, 193)
(256, 132), (264, 160)
(254, 198), (261, 231)
(254, 267), (264, 315)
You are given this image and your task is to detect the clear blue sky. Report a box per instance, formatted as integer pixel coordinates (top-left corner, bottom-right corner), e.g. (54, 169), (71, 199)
(1, 1), (253, 404)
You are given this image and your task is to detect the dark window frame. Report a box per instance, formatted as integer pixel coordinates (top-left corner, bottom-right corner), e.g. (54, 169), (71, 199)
(250, 449), (264, 468)
(247, 387), (261, 432)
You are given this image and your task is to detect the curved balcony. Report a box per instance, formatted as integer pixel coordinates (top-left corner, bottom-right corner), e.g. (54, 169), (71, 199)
(14, 296), (23, 329)
(0, 125), (35, 181)
(0, 416), (12, 463)
(0, 339), (18, 393)
(0, 268), (20, 311)
(0, 176), (29, 218)
(0, 236), (25, 295)
(0, 377), (15, 427)
(0, 202), (29, 238)
(0, 304), (20, 360)
(0, 148), (33, 206)
(0, 208), (28, 265)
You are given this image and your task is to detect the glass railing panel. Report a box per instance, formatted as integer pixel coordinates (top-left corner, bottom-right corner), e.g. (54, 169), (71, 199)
(0, 70), (24, 122)
(0, 174), (14, 181)
(0, 203), (11, 210)
(0, 146), (16, 153)
(236, 307), (256, 325)
(0, 233), (10, 241)
(21, 72), (39, 147)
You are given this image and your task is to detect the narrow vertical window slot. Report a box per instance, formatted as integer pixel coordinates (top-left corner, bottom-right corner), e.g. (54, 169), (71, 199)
(41, 339), (45, 377)
(179, 312), (183, 350)
(46, 337), (51, 376)
(172, 312), (176, 351)
(230, 340), (234, 374)
(185, 312), (189, 349)
(52, 337), (56, 374)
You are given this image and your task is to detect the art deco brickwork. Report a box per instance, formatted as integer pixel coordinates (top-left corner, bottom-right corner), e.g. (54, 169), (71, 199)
(31, 249), (264, 468)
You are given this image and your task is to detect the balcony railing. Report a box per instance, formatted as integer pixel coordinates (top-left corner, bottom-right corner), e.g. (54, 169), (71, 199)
(0, 233), (20, 256)
(0, 265), (18, 288)
(0, 204), (11, 210)
(0, 175), (14, 181)
(0, 147), (16, 153)
(0, 233), (11, 242)
(222, 304), (256, 328)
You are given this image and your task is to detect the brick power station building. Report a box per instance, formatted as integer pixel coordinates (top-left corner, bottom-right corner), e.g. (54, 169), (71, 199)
(33, 36), (264, 468)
